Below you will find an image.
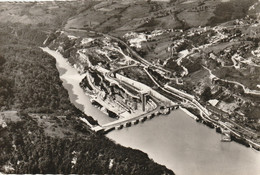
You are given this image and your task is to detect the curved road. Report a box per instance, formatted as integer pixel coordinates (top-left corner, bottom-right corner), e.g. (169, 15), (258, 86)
(67, 28), (260, 148)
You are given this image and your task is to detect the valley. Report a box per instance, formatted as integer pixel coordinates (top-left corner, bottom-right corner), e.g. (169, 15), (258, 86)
(1, 0), (260, 174)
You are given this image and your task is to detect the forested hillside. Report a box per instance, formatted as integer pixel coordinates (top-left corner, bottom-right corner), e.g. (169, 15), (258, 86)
(0, 23), (174, 174)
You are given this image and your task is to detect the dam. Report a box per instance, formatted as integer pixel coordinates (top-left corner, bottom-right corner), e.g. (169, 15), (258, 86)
(44, 47), (260, 175)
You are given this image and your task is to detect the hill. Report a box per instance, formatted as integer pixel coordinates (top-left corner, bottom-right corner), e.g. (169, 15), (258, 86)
(0, 19), (174, 175)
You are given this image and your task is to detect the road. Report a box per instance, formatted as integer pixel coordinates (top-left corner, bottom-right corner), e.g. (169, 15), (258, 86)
(101, 99), (162, 131)
(67, 28), (260, 148)
(105, 33), (260, 148)
(99, 68), (166, 131)
(203, 66), (260, 96)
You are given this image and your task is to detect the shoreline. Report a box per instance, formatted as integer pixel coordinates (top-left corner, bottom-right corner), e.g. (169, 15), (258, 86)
(179, 106), (198, 120)
(182, 104), (260, 151)
(42, 46), (260, 152)
(41, 47), (114, 126)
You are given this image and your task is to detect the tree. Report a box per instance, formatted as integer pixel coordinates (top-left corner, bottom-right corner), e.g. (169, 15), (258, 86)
(201, 86), (212, 101)
(0, 55), (6, 66)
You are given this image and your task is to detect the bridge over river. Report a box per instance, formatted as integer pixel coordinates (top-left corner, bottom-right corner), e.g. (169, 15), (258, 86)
(92, 104), (179, 133)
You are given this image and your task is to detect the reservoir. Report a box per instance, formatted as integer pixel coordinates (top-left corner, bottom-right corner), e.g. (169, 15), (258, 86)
(43, 47), (260, 175)
(107, 111), (260, 175)
(41, 47), (115, 125)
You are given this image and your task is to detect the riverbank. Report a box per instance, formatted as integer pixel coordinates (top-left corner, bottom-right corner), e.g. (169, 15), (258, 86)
(183, 104), (260, 151)
(43, 46), (260, 175)
(179, 106), (198, 120)
(107, 109), (260, 175)
(42, 46), (260, 151)
(41, 46), (176, 174)
(41, 47), (116, 126)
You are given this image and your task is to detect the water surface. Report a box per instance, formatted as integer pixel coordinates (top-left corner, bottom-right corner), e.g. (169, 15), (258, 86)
(42, 47), (115, 125)
(44, 47), (260, 175)
(107, 110), (260, 175)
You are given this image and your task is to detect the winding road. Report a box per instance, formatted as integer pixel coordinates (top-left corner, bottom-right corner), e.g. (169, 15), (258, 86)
(66, 27), (260, 148)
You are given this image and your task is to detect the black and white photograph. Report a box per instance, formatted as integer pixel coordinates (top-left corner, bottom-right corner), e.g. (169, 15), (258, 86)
(0, 0), (260, 174)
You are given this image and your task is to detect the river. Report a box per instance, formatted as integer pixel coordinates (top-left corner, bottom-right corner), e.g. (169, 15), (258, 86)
(41, 47), (115, 125)
(42, 47), (260, 175)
